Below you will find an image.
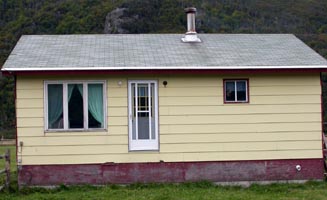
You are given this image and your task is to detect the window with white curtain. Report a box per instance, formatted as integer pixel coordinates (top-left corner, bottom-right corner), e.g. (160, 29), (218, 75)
(45, 81), (106, 131)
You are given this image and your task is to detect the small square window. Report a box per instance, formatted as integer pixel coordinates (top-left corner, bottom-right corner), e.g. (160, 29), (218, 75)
(224, 79), (249, 103)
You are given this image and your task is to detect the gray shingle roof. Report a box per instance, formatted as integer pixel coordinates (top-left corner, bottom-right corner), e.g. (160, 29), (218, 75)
(2, 34), (327, 71)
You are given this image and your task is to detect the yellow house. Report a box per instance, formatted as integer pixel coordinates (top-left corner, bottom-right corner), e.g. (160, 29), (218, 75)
(2, 9), (327, 186)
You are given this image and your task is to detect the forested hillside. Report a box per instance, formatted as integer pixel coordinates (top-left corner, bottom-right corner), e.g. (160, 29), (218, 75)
(1, 0), (327, 137)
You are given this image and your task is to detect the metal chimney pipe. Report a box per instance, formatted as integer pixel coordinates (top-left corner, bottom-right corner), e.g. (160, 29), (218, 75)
(185, 7), (196, 33)
(182, 7), (201, 43)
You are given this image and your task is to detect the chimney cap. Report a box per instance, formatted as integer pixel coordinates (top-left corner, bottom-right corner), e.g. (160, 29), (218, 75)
(185, 7), (196, 13)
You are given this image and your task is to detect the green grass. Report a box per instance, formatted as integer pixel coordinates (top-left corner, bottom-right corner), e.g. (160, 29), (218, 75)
(1, 181), (327, 200)
(0, 146), (326, 199)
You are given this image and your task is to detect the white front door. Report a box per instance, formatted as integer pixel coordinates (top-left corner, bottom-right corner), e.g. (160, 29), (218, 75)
(128, 80), (158, 151)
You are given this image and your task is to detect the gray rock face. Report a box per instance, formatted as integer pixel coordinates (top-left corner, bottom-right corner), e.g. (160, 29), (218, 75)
(104, 8), (138, 34)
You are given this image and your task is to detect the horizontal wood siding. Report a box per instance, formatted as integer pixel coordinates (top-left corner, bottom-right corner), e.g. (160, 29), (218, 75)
(17, 150), (322, 165)
(16, 74), (323, 165)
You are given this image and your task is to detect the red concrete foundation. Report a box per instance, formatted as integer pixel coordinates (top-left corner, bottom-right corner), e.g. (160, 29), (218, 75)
(18, 159), (324, 186)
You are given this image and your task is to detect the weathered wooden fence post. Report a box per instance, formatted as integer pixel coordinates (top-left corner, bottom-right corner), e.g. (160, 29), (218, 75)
(5, 149), (10, 188)
(0, 149), (10, 190)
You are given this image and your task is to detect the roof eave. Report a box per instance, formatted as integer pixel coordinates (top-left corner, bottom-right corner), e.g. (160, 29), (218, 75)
(2, 65), (327, 71)
(2, 66), (327, 76)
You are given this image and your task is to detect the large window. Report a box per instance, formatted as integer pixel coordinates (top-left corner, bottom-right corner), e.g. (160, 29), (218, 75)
(45, 81), (106, 131)
(224, 79), (249, 103)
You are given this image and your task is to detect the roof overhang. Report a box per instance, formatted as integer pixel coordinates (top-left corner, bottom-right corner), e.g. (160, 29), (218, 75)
(3, 65), (327, 71)
(2, 66), (327, 76)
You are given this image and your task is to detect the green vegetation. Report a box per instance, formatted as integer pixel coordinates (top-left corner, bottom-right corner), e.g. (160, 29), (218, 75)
(1, 0), (327, 135)
(0, 77), (15, 139)
(0, 181), (327, 199)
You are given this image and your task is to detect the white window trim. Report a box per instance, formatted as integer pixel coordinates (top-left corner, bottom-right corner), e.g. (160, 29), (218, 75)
(224, 79), (249, 103)
(128, 80), (159, 151)
(44, 80), (107, 132)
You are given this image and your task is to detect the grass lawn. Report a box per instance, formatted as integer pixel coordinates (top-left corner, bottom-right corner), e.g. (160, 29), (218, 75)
(0, 146), (326, 199)
(0, 181), (327, 200)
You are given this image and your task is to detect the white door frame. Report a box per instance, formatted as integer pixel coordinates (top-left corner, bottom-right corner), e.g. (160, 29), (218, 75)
(128, 80), (159, 151)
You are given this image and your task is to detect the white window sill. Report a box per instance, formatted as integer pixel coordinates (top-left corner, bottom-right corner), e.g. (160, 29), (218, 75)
(44, 129), (108, 136)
